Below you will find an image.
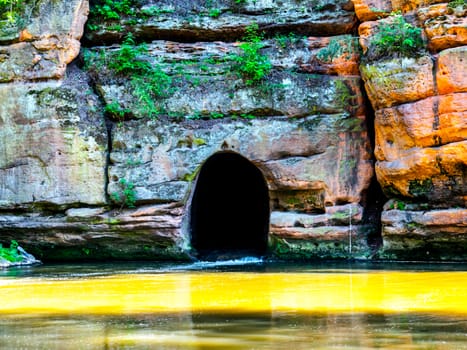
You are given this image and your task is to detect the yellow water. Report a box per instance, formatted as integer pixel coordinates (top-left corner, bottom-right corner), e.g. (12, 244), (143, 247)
(1, 265), (467, 349)
(2, 271), (467, 316)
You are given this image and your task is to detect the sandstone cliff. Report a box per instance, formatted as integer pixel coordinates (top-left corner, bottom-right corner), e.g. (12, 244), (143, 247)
(0, 0), (465, 261)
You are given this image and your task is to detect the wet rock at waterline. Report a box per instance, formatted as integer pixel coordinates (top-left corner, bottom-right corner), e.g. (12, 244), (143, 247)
(270, 204), (376, 259)
(0, 204), (189, 261)
(0, 247), (41, 268)
(378, 206), (467, 261)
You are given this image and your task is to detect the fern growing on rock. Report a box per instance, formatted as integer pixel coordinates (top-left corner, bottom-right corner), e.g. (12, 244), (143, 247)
(365, 13), (425, 61)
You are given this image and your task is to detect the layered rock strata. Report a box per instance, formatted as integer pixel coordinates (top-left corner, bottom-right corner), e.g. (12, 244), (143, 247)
(0, 0), (378, 260)
(0, 0), (465, 261)
(355, 0), (466, 260)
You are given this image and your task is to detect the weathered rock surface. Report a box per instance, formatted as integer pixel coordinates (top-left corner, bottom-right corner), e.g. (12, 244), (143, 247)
(0, 71), (107, 210)
(0, 0), (88, 82)
(350, 0), (391, 22)
(0, 204), (191, 261)
(436, 46), (467, 95)
(84, 0), (357, 44)
(269, 204), (375, 259)
(357, 1), (467, 261)
(0, 245), (41, 268)
(418, 2), (467, 52)
(375, 93), (467, 161)
(376, 141), (467, 205)
(0, 0), (465, 262)
(360, 56), (435, 110)
(109, 115), (373, 208)
(87, 38), (364, 120)
(389, 0), (444, 13)
(378, 207), (467, 260)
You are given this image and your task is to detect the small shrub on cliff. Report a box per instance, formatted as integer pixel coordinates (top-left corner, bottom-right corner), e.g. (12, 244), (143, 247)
(91, 0), (135, 20)
(108, 34), (151, 74)
(111, 178), (137, 209)
(365, 13), (425, 61)
(231, 23), (272, 85)
(87, 34), (174, 119)
(448, 0), (466, 9)
(316, 36), (360, 62)
(0, 0), (25, 32)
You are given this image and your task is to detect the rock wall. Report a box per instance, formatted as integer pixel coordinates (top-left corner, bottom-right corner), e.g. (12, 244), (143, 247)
(356, 0), (467, 259)
(0, 0), (465, 261)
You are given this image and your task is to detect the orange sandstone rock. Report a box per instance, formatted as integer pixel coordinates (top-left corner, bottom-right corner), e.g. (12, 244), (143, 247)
(375, 93), (467, 161)
(376, 140), (467, 204)
(303, 36), (361, 76)
(436, 46), (467, 94)
(358, 20), (378, 55)
(350, 0), (391, 22)
(360, 56), (435, 109)
(418, 3), (467, 51)
(389, 0), (444, 13)
(19, 29), (33, 42)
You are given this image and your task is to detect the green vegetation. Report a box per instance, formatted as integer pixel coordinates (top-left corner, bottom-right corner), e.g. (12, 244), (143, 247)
(316, 36), (360, 62)
(231, 23), (272, 85)
(0, 240), (23, 263)
(108, 34), (150, 74)
(448, 0), (466, 8)
(388, 200), (406, 210)
(208, 8), (221, 17)
(409, 178), (433, 198)
(0, 0), (22, 21)
(85, 34), (174, 119)
(91, 0), (136, 21)
(87, 0), (174, 31)
(140, 6), (174, 17)
(104, 102), (131, 121)
(274, 33), (304, 49)
(111, 178), (137, 209)
(366, 12), (425, 60)
(0, 0), (25, 33)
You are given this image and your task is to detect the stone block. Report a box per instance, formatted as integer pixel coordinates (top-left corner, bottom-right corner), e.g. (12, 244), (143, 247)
(0, 80), (106, 209)
(360, 56), (435, 109)
(109, 114), (373, 208)
(350, 0), (391, 22)
(379, 208), (467, 260)
(85, 0), (357, 44)
(0, 0), (87, 82)
(375, 93), (467, 161)
(418, 3), (467, 52)
(376, 140), (467, 205)
(436, 46), (467, 95)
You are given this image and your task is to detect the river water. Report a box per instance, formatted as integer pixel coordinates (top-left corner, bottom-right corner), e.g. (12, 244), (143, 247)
(1, 260), (466, 349)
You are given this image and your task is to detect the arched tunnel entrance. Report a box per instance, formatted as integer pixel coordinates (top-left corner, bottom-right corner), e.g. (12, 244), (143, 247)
(190, 152), (270, 259)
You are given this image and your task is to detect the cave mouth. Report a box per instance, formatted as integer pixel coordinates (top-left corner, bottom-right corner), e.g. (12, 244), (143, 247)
(190, 152), (270, 260)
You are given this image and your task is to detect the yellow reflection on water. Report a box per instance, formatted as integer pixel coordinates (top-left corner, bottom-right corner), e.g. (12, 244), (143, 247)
(1, 271), (467, 315)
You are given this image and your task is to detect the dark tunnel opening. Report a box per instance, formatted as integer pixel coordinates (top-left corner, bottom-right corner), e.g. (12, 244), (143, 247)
(190, 152), (270, 260)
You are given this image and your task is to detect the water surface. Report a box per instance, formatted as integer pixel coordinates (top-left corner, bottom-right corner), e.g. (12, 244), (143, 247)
(1, 260), (466, 349)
